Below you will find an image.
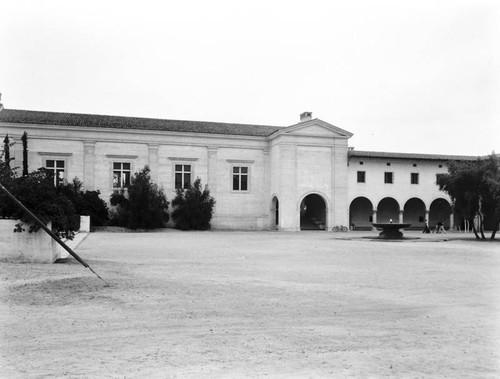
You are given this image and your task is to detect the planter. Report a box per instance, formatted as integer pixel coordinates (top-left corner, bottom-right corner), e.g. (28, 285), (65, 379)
(0, 219), (82, 263)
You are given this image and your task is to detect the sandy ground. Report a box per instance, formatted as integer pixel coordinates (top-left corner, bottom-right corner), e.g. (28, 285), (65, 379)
(0, 230), (499, 378)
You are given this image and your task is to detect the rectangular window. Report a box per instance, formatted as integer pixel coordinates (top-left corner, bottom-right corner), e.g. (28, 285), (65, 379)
(357, 171), (366, 183)
(113, 162), (131, 189)
(45, 159), (65, 187)
(411, 172), (419, 184)
(384, 172), (393, 184)
(175, 164), (191, 189)
(233, 166), (249, 191)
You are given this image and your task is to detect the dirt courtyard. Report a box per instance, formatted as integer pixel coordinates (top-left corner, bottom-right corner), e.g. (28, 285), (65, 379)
(1, 230), (499, 378)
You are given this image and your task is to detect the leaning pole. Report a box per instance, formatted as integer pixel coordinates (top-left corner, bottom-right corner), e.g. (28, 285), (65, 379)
(0, 182), (109, 286)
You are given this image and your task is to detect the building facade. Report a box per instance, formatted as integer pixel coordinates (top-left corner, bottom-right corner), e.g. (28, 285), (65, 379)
(0, 109), (476, 231)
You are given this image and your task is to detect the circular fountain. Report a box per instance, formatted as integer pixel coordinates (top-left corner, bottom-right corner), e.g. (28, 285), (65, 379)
(372, 223), (412, 239)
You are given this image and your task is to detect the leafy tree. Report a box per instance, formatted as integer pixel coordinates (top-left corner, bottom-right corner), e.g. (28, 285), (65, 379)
(480, 155), (500, 239)
(172, 178), (215, 230)
(110, 166), (169, 229)
(437, 154), (500, 239)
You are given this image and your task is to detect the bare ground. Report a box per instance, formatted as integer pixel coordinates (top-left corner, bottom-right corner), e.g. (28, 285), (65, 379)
(1, 230), (499, 378)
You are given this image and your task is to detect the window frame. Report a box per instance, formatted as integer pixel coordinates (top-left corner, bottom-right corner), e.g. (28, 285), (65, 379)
(411, 172), (419, 184)
(357, 171), (366, 183)
(168, 157), (198, 191)
(227, 159), (254, 193)
(384, 171), (394, 184)
(112, 161), (132, 190)
(45, 158), (67, 187)
(174, 163), (192, 190)
(232, 165), (250, 192)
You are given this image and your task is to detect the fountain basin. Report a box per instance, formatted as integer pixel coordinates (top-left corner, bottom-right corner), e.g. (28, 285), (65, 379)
(372, 223), (412, 239)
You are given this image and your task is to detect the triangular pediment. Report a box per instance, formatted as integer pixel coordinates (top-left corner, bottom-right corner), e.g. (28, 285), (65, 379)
(269, 119), (353, 139)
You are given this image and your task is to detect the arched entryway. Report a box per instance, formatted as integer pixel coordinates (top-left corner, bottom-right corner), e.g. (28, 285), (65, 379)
(271, 196), (279, 230)
(300, 194), (326, 230)
(377, 197), (400, 223)
(403, 198), (426, 229)
(429, 198), (452, 229)
(349, 197), (373, 230)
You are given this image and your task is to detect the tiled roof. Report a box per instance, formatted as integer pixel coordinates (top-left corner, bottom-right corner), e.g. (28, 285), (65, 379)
(0, 109), (283, 137)
(348, 150), (479, 161)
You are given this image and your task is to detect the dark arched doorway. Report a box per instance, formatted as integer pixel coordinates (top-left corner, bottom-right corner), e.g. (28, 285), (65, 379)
(429, 198), (452, 229)
(404, 198), (426, 229)
(349, 197), (373, 230)
(271, 196), (279, 230)
(300, 194), (326, 230)
(377, 197), (400, 223)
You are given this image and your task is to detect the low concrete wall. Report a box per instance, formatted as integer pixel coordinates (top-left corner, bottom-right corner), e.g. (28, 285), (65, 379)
(0, 219), (64, 263)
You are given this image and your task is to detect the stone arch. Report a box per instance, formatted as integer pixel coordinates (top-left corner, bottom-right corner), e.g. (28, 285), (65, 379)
(298, 192), (328, 231)
(403, 197), (426, 229)
(429, 198), (452, 229)
(377, 197), (400, 223)
(349, 197), (373, 230)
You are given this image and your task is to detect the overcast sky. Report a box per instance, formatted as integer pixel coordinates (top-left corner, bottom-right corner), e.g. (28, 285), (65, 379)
(1, 0), (499, 155)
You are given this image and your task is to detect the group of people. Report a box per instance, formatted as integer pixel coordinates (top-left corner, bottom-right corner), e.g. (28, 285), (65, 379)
(422, 219), (446, 234)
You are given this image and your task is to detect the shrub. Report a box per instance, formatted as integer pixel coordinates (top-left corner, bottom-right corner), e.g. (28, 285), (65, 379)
(58, 178), (110, 228)
(1, 145), (108, 236)
(110, 166), (169, 229)
(0, 157), (17, 218)
(2, 168), (78, 239)
(172, 178), (215, 230)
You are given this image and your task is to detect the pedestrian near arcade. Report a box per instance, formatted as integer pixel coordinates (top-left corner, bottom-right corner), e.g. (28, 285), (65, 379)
(423, 219), (430, 234)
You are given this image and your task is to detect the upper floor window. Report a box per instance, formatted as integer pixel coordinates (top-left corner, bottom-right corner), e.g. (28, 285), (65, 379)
(113, 162), (131, 189)
(232, 166), (249, 191)
(411, 172), (419, 184)
(384, 172), (394, 184)
(175, 164), (191, 189)
(357, 171), (366, 183)
(45, 159), (65, 187)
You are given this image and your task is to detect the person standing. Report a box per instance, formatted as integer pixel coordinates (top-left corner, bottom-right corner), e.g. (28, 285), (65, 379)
(423, 219), (430, 233)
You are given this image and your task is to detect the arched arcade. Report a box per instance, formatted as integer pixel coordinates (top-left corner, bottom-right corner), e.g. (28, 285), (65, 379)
(349, 197), (373, 230)
(299, 193), (327, 230)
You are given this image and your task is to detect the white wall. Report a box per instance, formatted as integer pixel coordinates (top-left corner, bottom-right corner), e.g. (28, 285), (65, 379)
(347, 156), (451, 210)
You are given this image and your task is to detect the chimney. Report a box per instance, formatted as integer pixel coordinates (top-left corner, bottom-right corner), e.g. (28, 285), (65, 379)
(300, 111), (312, 123)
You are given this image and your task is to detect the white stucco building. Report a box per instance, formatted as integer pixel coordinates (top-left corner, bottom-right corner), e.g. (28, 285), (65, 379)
(0, 109), (477, 231)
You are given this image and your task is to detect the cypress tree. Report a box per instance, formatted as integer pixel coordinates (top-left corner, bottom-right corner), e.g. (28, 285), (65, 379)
(3, 134), (10, 168)
(22, 132), (28, 176)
